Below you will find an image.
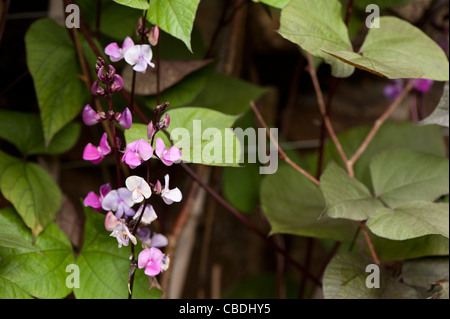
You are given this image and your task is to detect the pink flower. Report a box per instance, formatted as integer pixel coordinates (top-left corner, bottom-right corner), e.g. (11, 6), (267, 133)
(82, 104), (101, 126)
(137, 229), (168, 249)
(148, 25), (159, 46)
(161, 174), (182, 205)
(383, 79), (404, 100)
(138, 247), (165, 277)
(116, 107), (132, 129)
(109, 74), (124, 93)
(83, 183), (112, 212)
(105, 36), (134, 62)
(83, 132), (111, 164)
(104, 211), (120, 231)
(413, 79), (433, 93)
(154, 137), (182, 166)
(124, 44), (155, 73)
(122, 139), (153, 169)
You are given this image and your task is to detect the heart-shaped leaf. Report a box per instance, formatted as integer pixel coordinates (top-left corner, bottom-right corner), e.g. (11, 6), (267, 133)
(419, 82), (449, 128)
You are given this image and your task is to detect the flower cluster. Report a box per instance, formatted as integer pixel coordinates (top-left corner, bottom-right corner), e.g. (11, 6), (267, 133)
(81, 30), (183, 279)
(384, 78), (434, 100)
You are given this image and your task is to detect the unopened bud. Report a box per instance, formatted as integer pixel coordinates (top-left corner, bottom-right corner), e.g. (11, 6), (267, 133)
(148, 25), (159, 46)
(95, 57), (106, 72)
(91, 81), (105, 96)
(110, 74), (124, 93)
(154, 102), (169, 113)
(154, 180), (162, 194)
(147, 121), (155, 140)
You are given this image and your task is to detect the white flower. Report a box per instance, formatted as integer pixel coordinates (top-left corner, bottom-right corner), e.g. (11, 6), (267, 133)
(124, 44), (155, 73)
(133, 204), (158, 226)
(126, 175), (151, 204)
(161, 174), (182, 205)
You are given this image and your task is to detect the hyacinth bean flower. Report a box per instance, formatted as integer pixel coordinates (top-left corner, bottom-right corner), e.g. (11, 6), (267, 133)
(122, 139), (153, 169)
(148, 25), (159, 46)
(102, 187), (135, 219)
(126, 175), (151, 203)
(116, 107), (132, 129)
(110, 219), (137, 248)
(383, 79), (404, 100)
(82, 104), (101, 126)
(413, 79), (433, 93)
(133, 204), (158, 226)
(154, 137), (182, 166)
(104, 211), (120, 231)
(161, 174), (182, 205)
(137, 229), (168, 249)
(83, 183), (112, 212)
(138, 247), (165, 277)
(105, 36), (134, 62)
(83, 132), (111, 164)
(124, 44), (155, 73)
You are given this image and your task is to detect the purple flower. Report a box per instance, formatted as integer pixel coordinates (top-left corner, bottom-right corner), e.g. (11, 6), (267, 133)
(122, 139), (153, 169)
(82, 104), (101, 126)
(147, 121), (155, 140)
(383, 79), (404, 100)
(116, 107), (132, 129)
(154, 137), (182, 166)
(137, 229), (168, 249)
(161, 174), (182, 205)
(138, 247), (165, 277)
(133, 204), (157, 225)
(110, 219), (137, 248)
(83, 183), (112, 212)
(413, 79), (433, 93)
(126, 175), (151, 203)
(83, 132), (111, 164)
(102, 187), (135, 219)
(109, 74), (124, 93)
(91, 81), (106, 96)
(124, 44), (155, 73)
(105, 36), (134, 62)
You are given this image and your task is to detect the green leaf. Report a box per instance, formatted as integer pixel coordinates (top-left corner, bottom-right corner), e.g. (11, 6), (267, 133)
(323, 252), (430, 299)
(189, 73), (267, 115)
(75, 206), (162, 299)
(125, 107), (243, 166)
(371, 234), (449, 260)
(101, 3), (142, 40)
(0, 150), (62, 236)
(223, 164), (262, 214)
(367, 201), (449, 240)
(278, 0), (355, 78)
(25, 18), (87, 145)
(354, 0), (428, 9)
(0, 207), (74, 299)
(419, 82), (449, 128)
(261, 164), (357, 241)
(323, 252), (382, 299)
(325, 17), (449, 80)
(113, 0), (149, 10)
(146, 0), (200, 52)
(370, 149), (449, 208)
(0, 110), (81, 156)
(252, 0), (291, 9)
(320, 162), (384, 221)
(0, 207), (40, 253)
(322, 122), (447, 189)
(402, 257), (449, 292)
(145, 62), (213, 108)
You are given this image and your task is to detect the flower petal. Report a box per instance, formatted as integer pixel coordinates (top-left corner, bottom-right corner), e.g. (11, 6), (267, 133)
(99, 133), (111, 156)
(102, 190), (120, 211)
(82, 104), (100, 126)
(118, 107), (132, 129)
(83, 143), (101, 161)
(163, 146), (182, 163)
(151, 234), (168, 248)
(104, 211), (119, 231)
(138, 248), (152, 269)
(83, 192), (101, 211)
(162, 188), (182, 205)
(154, 137), (166, 158)
(105, 42), (122, 62)
(124, 45), (141, 66)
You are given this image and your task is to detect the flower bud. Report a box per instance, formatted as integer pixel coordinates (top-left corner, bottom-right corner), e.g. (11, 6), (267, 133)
(117, 107), (133, 129)
(147, 121), (155, 140)
(154, 180), (162, 194)
(97, 65), (116, 84)
(110, 74), (124, 93)
(95, 57), (106, 72)
(82, 104), (101, 126)
(91, 81), (106, 96)
(154, 102), (169, 113)
(148, 25), (159, 46)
